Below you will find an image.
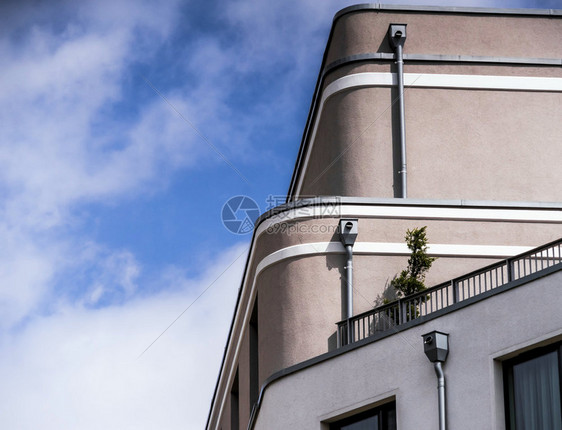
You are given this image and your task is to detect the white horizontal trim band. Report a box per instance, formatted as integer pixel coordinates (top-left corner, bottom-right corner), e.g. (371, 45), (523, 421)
(326, 72), (562, 96)
(256, 204), (562, 238)
(255, 242), (533, 275)
(408, 73), (562, 91)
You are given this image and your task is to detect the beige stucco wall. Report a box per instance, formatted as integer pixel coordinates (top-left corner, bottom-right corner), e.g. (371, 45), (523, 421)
(254, 270), (562, 430)
(326, 10), (562, 62)
(298, 84), (562, 201)
(254, 211), (562, 380)
(406, 88), (562, 201)
(299, 87), (395, 198)
(295, 9), (562, 201)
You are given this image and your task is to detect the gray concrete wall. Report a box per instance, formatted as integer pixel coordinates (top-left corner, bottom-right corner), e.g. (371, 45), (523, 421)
(254, 270), (562, 430)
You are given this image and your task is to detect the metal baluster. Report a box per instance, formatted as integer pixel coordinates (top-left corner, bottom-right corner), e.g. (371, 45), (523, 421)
(534, 253), (538, 273)
(501, 263), (505, 285)
(337, 324), (342, 347)
(452, 280), (457, 303)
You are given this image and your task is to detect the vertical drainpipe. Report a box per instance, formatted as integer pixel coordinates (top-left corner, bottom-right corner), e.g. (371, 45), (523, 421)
(388, 24), (408, 198)
(434, 362), (446, 430)
(423, 331), (450, 430)
(339, 219), (358, 345)
(345, 244), (353, 324)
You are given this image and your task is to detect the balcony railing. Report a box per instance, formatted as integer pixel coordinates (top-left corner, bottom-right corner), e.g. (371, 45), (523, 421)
(337, 238), (562, 347)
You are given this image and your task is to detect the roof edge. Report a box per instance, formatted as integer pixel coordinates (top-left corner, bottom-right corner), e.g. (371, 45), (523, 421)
(335, 3), (562, 20)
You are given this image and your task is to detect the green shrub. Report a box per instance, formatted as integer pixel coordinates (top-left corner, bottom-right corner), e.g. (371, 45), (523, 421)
(390, 226), (436, 298)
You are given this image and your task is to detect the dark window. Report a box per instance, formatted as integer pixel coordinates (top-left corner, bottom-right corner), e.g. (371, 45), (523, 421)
(249, 301), (259, 409)
(230, 368), (239, 430)
(504, 342), (562, 430)
(330, 401), (396, 430)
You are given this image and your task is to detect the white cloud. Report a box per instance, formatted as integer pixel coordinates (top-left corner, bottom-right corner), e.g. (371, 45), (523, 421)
(0, 33), (145, 217)
(82, 247), (141, 305)
(0, 243), (246, 430)
(0, 0), (197, 332)
(0, 226), (58, 329)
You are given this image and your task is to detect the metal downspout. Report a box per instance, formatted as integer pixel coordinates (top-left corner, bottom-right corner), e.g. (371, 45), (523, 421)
(339, 219), (358, 345)
(434, 362), (447, 430)
(396, 43), (407, 198)
(345, 244), (353, 342)
(422, 331), (449, 430)
(388, 24), (408, 198)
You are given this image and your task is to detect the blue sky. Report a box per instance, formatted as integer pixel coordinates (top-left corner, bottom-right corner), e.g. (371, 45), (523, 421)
(0, 0), (559, 428)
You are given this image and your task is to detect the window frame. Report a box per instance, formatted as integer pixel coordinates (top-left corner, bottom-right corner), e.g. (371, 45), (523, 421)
(503, 341), (562, 430)
(329, 401), (396, 430)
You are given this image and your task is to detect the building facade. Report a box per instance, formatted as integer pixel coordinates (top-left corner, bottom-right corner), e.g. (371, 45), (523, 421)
(207, 5), (562, 430)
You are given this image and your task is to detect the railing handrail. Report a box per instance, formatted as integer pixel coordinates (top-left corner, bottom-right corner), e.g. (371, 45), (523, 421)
(337, 238), (562, 346)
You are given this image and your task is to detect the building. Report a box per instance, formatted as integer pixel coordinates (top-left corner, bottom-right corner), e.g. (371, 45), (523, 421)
(207, 4), (562, 430)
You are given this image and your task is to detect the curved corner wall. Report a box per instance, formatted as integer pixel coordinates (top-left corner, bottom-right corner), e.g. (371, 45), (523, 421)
(291, 9), (562, 202)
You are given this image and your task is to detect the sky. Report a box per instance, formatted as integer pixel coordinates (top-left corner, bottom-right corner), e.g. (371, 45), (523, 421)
(0, 0), (559, 429)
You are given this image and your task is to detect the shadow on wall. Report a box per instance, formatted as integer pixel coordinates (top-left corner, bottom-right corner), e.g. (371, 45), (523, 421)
(326, 229), (346, 351)
(325, 251), (345, 352)
(374, 278), (399, 307)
